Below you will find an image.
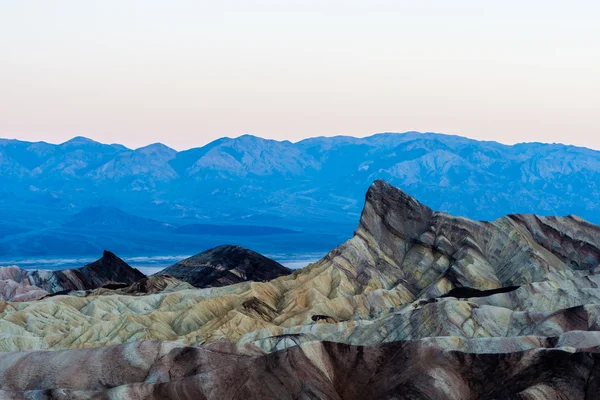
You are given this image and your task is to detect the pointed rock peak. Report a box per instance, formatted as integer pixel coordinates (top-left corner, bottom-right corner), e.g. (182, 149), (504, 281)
(365, 180), (432, 216)
(60, 136), (101, 147)
(102, 249), (119, 260)
(359, 180), (434, 238)
(83, 250), (145, 282)
(84, 250), (126, 269)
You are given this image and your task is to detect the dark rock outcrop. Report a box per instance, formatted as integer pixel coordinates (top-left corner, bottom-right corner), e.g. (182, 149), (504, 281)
(158, 245), (292, 288)
(0, 251), (145, 299)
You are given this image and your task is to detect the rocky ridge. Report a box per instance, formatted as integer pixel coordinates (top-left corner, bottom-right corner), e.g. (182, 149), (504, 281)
(1, 180), (600, 398)
(0, 181), (598, 353)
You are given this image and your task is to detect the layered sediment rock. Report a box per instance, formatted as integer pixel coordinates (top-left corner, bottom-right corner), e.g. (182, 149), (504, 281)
(1, 180), (600, 398)
(0, 278), (48, 302)
(1, 340), (600, 399)
(89, 274), (194, 296)
(0, 181), (598, 353)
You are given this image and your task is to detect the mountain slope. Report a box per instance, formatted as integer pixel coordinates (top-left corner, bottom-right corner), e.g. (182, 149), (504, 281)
(63, 206), (175, 232)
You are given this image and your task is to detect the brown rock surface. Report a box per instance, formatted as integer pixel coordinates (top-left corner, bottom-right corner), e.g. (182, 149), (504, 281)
(1, 340), (600, 399)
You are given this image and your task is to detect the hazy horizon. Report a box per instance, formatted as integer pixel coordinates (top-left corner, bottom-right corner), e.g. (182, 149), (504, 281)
(2, 1), (599, 150)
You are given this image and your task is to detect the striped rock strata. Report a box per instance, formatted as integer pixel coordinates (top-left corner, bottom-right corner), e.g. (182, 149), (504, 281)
(1, 340), (600, 399)
(0, 180), (600, 398)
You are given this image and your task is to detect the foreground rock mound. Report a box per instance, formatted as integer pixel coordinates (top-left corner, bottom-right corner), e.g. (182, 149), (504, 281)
(0, 251), (145, 300)
(158, 245), (292, 288)
(1, 340), (599, 399)
(0, 278), (48, 302)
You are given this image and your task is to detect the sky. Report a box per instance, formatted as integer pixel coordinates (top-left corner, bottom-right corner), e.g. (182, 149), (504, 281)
(1, 1), (599, 150)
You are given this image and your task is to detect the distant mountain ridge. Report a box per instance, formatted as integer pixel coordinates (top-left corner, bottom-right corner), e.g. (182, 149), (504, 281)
(1, 132), (599, 256)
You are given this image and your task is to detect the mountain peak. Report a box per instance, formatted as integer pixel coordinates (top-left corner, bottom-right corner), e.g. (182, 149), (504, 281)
(135, 143), (176, 153)
(158, 245), (292, 288)
(102, 249), (118, 260)
(60, 136), (100, 147)
(359, 180), (434, 242)
(364, 180), (432, 219)
(81, 250), (145, 288)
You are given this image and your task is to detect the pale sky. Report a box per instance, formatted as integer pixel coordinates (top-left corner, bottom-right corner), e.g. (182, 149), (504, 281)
(1, 1), (599, 150)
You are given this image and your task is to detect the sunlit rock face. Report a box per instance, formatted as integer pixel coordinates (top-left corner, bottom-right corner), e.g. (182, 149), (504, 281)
(0, 180), (600, 398)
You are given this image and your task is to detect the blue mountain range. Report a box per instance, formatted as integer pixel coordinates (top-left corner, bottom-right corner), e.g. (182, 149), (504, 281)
(1, 132), (598, 258)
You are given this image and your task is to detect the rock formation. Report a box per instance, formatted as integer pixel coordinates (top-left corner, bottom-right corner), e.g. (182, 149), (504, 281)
(0, 250), (145, 300)
(89, 274), (194, 296)
(0, 181), (597, 353)
(0, 277), (48, 302)
(1, 180), (600, 397)
(158, 244), (292, 288)
(1, 340), (600, 399)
